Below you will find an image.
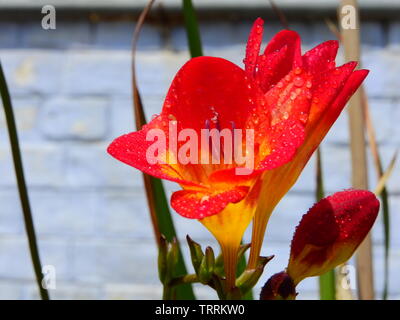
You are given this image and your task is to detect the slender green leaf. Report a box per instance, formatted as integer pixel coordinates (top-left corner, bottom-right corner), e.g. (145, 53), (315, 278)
(316, 149), (336, 300)
(0, 62), (49, 300)
(131, 0), (195, 299)
(182, 0), (203, 57)
(151, 178), (195, 299)
(380, 187), (390, 300)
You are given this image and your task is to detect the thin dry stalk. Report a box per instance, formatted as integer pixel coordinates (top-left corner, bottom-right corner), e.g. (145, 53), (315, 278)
(339, 0), (374, 300)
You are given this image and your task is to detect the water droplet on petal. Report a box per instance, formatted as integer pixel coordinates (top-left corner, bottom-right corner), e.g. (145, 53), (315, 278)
(294, 77), (304, 87)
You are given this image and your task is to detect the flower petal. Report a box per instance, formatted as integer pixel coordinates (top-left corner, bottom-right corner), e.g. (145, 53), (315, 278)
(264, 30), (302, 69)
(310, 68), (369, 141)
(163, 56), (257, 132)
(256, 45), (289, 92)
(308, 61), (357, 125)
(107, 115), (202, 187)
(255, 30), (302, 92)
(302, 40), (339, 74)
(171, 186), (249, 219)
(244, 17), (264, 77)
(329, 69), (370, 118)
(264, 67), (313, 126)
(258, 119), (305, 170)
(208, 119), (305, 184)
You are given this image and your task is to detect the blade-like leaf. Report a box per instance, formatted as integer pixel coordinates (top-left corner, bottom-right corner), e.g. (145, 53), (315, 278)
(0, 63), (49, 300)
(131, 0), (195, 299)
(182, 0), (203, 57)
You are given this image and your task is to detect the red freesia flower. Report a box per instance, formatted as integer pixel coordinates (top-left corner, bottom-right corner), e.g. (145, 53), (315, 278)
(107, 18), (369, 288)
(287, 189), (379, 284)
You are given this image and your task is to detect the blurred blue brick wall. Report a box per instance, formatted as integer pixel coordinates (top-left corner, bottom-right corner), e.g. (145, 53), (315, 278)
(0, 15), (399, 299)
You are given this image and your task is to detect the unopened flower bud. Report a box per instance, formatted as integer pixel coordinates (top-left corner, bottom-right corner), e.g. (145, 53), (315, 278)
(260, 271), (296, 300)
(158, 235), (169, 284)
(186, 235), (204, 276)
(287, 190), (379, 284)
(198, 246), (215, 284)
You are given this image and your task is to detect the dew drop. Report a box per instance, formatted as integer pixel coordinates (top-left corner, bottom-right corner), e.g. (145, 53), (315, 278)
(294, 77), (304, 87)
(283, 111), (289, 119)
(299, 113), (308, 123)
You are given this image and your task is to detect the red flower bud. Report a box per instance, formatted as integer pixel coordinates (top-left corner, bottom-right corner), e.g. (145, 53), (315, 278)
(260, 271), (296, 300)
(287, 189), (379, 284)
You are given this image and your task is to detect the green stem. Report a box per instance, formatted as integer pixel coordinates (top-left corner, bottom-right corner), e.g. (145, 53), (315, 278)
(316, 148), (336, 300)
(319, 270), (336, 300)
(211, 275), (226, 300)
(0, 62), (49, 300)
(162, 285), (175, 300)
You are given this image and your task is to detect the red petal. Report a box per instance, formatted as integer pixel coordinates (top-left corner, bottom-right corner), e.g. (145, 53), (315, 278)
(329, 69), (370, 117)
(302, 40), (339, 74)
(313, 69), (369, 135)
(308, 61), (357, 124)
(258, 119), (305, 170)
(208, 167), (259, 185)
(264, 67), (313, 126)
(107, 115), (202, 188)
(264, 30), (302, 69)
(260, 271), (297, 300)
(244, 17), (264, 77)
(209, 119), (305, 184)
(256, 45), (289, 92)
(162, 56), (256, 132)
(171, 186), (249, 219)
